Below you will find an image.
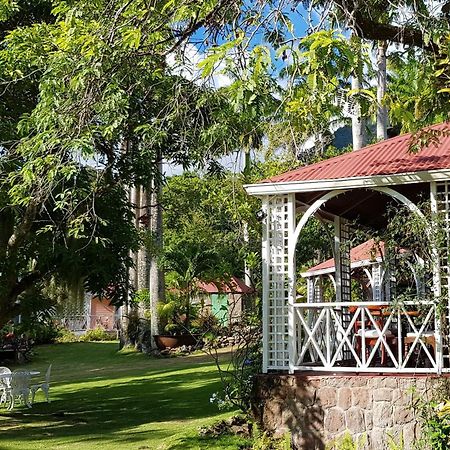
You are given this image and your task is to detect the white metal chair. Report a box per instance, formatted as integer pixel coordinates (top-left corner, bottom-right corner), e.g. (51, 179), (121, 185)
(0, 367), (11, 405)
(30, 365), (52, 404)
(8, 370), (32, 409)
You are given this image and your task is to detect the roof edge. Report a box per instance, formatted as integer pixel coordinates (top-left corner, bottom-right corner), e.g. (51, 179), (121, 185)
(244, 168), (450, 196)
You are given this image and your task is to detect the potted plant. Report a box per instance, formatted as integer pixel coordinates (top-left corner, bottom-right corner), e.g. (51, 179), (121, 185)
(153, 290), (200, 350)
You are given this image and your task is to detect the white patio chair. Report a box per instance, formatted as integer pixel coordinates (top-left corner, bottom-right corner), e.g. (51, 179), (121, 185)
(30, 364), (52, 404)
(0, 367), (11, 405)
(8, 370), (32, 410)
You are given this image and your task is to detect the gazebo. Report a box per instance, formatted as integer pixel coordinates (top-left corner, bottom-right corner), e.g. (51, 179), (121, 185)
(245, 122), (450, 375)
(303, 239), (394, 304)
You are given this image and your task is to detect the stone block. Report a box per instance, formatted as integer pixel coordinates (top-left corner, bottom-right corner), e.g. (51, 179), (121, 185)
(352, 387), (371, 408)
(370, 428), (386, 449)
(324, 408), (345, 434)
(373, 388), (392, 402)
(337, 387), (352, 410)
(347, 377), (367, 388)
(373, 401), (393, 428)
(346, 407), (366, 434)
(383, 377), (400, 389)
(402, 421), (420, 449)
(318, 387), (337, 408)
(393, 389), (413, 408)
(393, 405), (413, 425)
(364, 410), (373, 429)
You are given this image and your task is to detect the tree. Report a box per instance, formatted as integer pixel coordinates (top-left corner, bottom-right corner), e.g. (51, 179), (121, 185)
(0, 0), (246, 328)
(0, 164), (139, 326)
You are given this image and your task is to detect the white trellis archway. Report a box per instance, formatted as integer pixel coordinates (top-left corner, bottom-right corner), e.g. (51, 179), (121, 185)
(292, 186), (427, 249)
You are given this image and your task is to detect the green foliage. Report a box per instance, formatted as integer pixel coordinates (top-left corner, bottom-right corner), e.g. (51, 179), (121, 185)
(80, 327), (116, 342)
(17, 321), (60, 345)
(157, 290), (198, 335)
(131, 289), (150, 308)
(326, 432), (366, 450)
(55, 328), (79, 343)
(416, 399), (450, 450)
(163, 172), (256, 284)
(208, 314), (262, 414)
(386, 432), (404, 450)
(387, 54), (449, 132)
(0, 0), (247, 328)
(251, 428), (291, 450)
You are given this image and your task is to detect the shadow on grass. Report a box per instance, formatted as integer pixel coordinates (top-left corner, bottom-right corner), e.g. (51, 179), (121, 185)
(0, 343), (231, 448)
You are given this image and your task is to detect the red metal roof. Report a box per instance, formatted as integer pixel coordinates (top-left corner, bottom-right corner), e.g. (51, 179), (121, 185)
(305, 239), (385, 274)
(262, 122), (450, 184)
(198, 276), (254, 294)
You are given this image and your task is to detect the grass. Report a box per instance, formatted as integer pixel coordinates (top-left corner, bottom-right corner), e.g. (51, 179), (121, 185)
(0, 342), (249, 450)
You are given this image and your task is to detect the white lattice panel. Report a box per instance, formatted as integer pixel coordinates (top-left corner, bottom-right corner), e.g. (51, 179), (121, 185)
(372, 264), (382, 301)
(340, 221), (352, 302)
(262, 194), (295, 371)
(436, 181), (450, 303)
(435, 181), (450, 367)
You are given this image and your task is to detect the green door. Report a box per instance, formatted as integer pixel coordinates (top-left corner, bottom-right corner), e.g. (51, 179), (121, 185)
(211, 294), (228, 325)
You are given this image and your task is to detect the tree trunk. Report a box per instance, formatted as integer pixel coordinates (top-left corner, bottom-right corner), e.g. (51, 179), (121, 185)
(148, 156), (164, 347)
(120, 185), (140, 348)
(351, 36), (367, 151)
(137, 186), (149, 292)
(376, 40), (388, 141)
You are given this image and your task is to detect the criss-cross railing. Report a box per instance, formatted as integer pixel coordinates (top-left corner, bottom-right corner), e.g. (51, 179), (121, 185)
(292, 301), (443, 373)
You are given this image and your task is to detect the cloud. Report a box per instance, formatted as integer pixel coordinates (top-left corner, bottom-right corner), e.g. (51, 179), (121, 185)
(167, 43), (231, 88)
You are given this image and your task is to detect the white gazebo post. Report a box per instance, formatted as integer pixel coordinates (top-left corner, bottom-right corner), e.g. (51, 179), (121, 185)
(261, 193), (296, 373)
(431, 180), (446, 374)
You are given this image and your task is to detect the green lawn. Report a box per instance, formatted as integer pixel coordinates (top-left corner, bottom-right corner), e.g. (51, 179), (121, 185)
(0, 342), (248, 450)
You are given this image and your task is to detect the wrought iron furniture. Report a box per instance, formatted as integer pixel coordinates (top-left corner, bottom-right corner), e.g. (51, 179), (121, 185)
(8, 370), (32, 409)
(0, 367), (11, 405)
(30, 365), (52, 404)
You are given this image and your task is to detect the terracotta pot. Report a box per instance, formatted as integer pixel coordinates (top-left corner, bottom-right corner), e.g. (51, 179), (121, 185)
(153, 334), (198, 350)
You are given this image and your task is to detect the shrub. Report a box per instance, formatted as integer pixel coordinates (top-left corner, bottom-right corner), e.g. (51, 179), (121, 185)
(417, 400), (450, 450)
(55, 328), (80, 343)
(80, 327), (117, 342)
(326, 432), (366, 450)
(17, 321), (60, 344)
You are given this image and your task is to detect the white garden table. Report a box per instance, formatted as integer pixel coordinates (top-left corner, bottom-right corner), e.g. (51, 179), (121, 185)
(0, 370), (40, 409)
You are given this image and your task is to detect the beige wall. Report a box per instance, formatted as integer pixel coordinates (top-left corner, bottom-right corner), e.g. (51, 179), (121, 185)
(90, 298), (115, 330)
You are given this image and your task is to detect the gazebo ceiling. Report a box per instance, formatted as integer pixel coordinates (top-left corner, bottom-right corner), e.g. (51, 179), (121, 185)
(296, 182), (429, 229)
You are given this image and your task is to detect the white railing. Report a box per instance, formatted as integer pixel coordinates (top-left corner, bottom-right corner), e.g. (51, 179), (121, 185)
(292, 301), (443, 374)
(56, 315), (119, 332)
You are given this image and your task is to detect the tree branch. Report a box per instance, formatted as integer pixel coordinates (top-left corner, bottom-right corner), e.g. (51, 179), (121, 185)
(352, 12), (440, 54)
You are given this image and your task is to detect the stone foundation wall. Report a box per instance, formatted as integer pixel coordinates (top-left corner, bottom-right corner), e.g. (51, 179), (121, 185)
(252, 374), (443, 450)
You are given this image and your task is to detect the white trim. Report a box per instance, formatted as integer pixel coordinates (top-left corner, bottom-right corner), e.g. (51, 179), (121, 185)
(287, 193), (297, 374)
(292, 301), (439, 373)
(261, 196), (269, 374)
(289, 366), (439, 374)
(293, 190), (347, 246)
(293, 187), (426, 256)
(244, 169), (450, 196)
(430, 180), (443, 374)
